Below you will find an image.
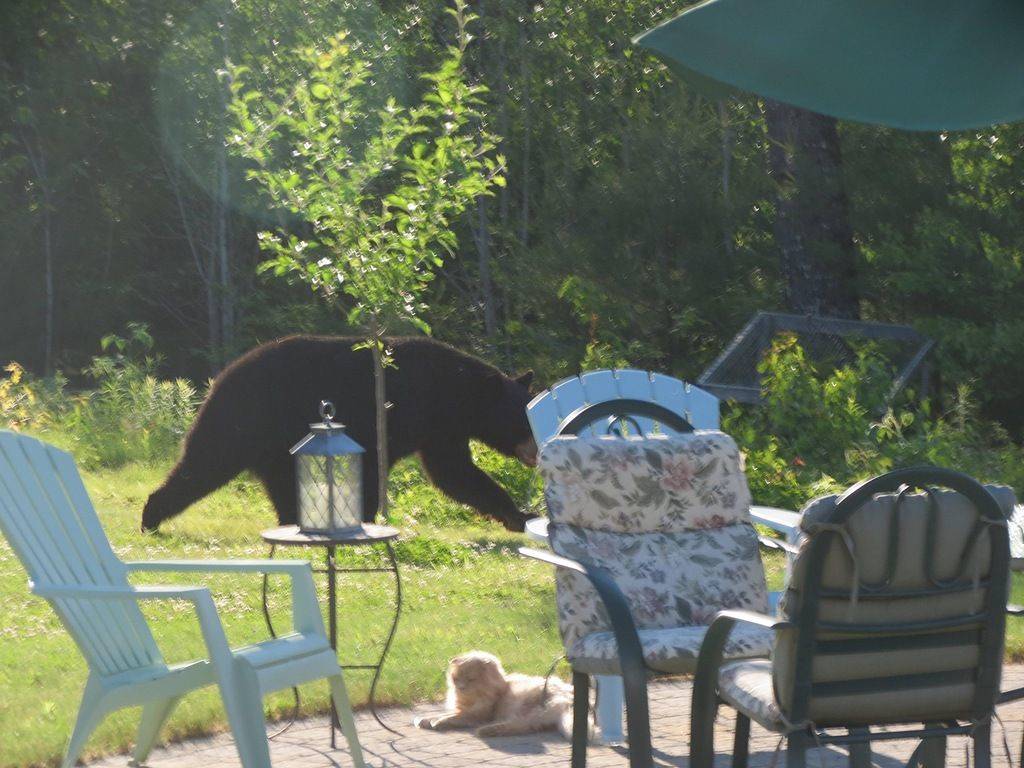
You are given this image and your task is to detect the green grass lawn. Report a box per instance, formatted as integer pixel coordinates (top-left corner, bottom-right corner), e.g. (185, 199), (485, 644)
(1, 458), (1021, 768)
(0, 460), (567, 768)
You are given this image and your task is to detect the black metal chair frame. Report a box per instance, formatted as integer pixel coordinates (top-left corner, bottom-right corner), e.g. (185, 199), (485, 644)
(689, 467), (1010, 768)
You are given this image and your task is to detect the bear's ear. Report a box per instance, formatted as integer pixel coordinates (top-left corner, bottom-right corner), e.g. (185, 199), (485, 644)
(515, 370), (534, 389)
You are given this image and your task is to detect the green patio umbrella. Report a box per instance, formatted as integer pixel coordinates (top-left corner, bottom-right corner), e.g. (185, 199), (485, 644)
(633, 0), (1024, 131)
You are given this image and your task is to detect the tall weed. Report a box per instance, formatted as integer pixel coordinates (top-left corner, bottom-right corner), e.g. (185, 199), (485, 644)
(1, 324), (201, 468)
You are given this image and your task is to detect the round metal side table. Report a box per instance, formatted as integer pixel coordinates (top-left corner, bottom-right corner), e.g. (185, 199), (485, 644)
(261, 524), (401, 742)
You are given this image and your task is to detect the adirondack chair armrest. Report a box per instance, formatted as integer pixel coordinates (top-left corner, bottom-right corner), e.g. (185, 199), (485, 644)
(125, 559), (313, 575)
(30, 580), (253, 666)
(756, 535), (800, 555)
(519, 547), (647, 689)
(519, 546), (594, 575)
(30, 581), (212, 602)
(124, 559), (323, 636)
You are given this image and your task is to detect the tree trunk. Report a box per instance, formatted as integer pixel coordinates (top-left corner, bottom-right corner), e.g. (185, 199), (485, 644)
(369, 316), (389, 523)
(160, 143), (220, 362)
(214, 17), (235, 368)
(763, 100), (859, 319)
(474, 196), (498, 338)
(518, 23), (531, 249)
(213, 138), (233, 362)
(719, 100), (735, 259)
(42, 194), (54, 377)
(19, 126), (55, 376)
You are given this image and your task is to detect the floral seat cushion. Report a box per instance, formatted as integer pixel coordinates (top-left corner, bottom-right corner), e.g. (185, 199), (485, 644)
(569, 623), (774, 676)
(718, 660), (786, 731)
(540, 432), (770, 668)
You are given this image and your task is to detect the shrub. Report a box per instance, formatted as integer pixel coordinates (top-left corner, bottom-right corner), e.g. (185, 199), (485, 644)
(1, 324), (201, 468)
(725, 335), (1024, 510)
(388, 444), (544, 529)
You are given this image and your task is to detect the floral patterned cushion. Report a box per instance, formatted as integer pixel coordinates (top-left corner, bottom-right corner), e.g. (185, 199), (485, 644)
(718, 659), (786, 731)
(568, 624), (774, 675)
(540, 432), (769, 654)
(540, 433), (752, 533)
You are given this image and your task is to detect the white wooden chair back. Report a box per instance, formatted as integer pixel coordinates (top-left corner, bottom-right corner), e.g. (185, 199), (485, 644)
(0, 430), (163, 678)
(527, 369), (719, 445)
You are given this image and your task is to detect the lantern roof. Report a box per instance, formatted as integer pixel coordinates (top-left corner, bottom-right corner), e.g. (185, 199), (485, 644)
(290, 421), (365, 456)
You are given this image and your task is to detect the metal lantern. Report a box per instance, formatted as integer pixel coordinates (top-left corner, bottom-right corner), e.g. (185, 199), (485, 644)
(290, 400), (365, 534)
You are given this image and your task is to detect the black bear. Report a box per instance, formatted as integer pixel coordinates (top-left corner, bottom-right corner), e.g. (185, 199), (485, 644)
(141, 335), (538, 533)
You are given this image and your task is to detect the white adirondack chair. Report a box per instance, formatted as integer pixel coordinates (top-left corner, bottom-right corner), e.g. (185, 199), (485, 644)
(0, 430), (364, 768)
(527, 368), (800, 545)
(525, 369), (798, 744)
(526, 369), (720, 442)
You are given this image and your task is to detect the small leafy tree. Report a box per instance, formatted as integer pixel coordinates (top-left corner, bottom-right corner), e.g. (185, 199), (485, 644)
(228, 0), (504, 520)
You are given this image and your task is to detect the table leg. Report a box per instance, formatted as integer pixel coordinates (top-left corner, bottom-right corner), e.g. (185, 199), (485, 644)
(365, 542), (402, 734)
(327, 546), (338, 749)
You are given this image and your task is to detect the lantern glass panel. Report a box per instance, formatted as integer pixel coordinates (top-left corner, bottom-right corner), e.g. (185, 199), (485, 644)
(296, 452), (363, 533)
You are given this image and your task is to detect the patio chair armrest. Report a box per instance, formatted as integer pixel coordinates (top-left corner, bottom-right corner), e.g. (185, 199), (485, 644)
(693, 611), (791, 717)
(711, 609), (793, 632)
(519, 547), (647, 686)
(691, 610), (793, 763)
(125, 559), (323, 635)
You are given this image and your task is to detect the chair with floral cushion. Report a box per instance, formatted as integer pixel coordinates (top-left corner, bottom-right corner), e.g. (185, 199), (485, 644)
(690, 467), (1015, 768)
(521, 430), (772, 768)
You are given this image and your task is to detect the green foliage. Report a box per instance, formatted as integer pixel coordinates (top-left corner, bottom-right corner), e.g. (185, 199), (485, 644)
(388, 444), (543, 529)
(6, 0), (1024, 442)
(228, 1), (504, 337)
(727, 336), (1024, 510)
(0, 460), (562, 768)
(1, 324), (200, 469)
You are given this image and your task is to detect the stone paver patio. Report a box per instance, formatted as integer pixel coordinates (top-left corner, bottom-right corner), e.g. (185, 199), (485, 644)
(87, 670), (1024, 768)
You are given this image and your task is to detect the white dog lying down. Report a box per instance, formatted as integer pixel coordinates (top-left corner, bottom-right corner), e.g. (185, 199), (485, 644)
(415, 651), (592, 739)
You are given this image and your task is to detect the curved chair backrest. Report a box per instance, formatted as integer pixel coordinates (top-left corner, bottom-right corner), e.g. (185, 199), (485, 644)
(539, 432), (767, 651)
(527, 369), (719, 445)
(0, 431), (163, 678)
(775, 467), (1014, 728)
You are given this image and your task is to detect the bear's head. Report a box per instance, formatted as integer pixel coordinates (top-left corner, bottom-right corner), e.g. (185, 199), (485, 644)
(474, 370), (538, 467)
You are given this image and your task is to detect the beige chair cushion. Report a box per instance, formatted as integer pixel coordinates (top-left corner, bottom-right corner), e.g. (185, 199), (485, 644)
(772, 484), (1014, 726)
(720, 657), (979, 730)
(568, 623), (773, 676)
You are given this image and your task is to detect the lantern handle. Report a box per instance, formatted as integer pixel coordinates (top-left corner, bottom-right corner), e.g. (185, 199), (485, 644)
(320, 400), (336, 423)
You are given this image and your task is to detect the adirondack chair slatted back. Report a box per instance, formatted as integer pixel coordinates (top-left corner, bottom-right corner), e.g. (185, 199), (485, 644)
(0, 431), (162, 677)
(775, 468), (1013, 727)
(527, 370), (719, 446)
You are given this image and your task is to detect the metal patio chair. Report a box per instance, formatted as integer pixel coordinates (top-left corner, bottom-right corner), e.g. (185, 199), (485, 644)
(522, 430), (773, 768)
(691, 467), (1015, 768)
(0, 430), (364, 768)
(523, 369), (798, 745)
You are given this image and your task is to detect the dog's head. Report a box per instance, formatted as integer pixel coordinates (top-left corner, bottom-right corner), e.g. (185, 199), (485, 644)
(447, 651), (508, 708)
